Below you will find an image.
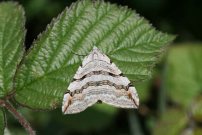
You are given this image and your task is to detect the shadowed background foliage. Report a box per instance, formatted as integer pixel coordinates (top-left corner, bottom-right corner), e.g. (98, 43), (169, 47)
(2, 0), (202, 135)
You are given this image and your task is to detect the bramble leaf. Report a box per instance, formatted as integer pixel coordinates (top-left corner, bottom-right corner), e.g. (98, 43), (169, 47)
(166, 44), (202, 108)
(135, 80), (151, 102)
(0, 2), (25, 98)
(15, 0), (174, 109)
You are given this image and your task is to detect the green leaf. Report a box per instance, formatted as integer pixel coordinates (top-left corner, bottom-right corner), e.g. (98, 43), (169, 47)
(135, 80), (151, 102)
(0, 108), (6, 135)
(191, 95), (202, 123)
(0, 2), (25, 98)
(153, 108), (188, 135)
(166, 44), (202, 108)
(15, 0), (174, 109)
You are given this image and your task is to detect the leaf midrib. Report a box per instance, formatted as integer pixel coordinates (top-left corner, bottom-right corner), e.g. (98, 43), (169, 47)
(60, 3), (115, 67)
(64, 4), (136, 66)
(95, 10), (133, 48)
(44, 2), (91, 73)
(0, 12), (7, 93)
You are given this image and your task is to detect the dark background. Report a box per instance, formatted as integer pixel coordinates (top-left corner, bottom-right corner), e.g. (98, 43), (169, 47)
(12, 0), (202, 48)
(3, 0), (202, 135)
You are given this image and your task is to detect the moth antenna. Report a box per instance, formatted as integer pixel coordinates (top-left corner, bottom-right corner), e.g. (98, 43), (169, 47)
(70, 50), (87, 56)
(130, 80), (136, 84)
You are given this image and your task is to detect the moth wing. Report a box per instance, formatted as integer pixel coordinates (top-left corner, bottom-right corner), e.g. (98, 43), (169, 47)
(62, 93), (98, 114)
(62, 46), (139, 114)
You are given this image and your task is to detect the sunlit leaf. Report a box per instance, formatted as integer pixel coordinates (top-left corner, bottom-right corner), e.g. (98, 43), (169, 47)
(15, 0), (174, 109)
(166, 44), (202, 108)
(0, 2), (25, 98)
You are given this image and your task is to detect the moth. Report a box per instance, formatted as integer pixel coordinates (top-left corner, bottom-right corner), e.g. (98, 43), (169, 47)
(62, 46), (139, 114)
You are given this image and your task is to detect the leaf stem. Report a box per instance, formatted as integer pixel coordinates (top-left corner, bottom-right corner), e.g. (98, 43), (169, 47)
(0, 99), (35, 135)
(128, 110), (143, 135)
(158, 64), (167, 115)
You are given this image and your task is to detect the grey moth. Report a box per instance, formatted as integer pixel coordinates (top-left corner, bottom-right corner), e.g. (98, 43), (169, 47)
(62, 46), (139, 114)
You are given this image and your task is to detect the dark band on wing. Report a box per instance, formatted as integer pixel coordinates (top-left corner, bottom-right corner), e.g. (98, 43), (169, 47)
(73, 70), (120, 81)
(69, 80), (134, 96)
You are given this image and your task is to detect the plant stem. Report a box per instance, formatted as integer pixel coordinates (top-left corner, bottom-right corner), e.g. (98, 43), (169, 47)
(0, 99), (35, 135)
(128, 110), (143, 135)
(158, 64), (167, 116)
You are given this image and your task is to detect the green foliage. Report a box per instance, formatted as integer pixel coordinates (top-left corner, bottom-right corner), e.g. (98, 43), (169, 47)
(154, 43), (202, 135)
(194, 128), (202, 135)
(192, 96), (202, 123)
(153, 108), (188, 135)
(0, 108), (5, 135)
(15, 0), (174, 110)
(25, 0), (62, 19)
(7, 105), (117, 134)
(0, 2), (25, 98)
(4, 128), (26, 135)
(166, 44), (202, 108)
(0, 0), (175, 134)
(135, 80), (151, 102)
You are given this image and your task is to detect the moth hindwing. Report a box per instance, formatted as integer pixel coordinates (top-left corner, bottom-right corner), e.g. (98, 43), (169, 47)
(62, 46), (139, 114)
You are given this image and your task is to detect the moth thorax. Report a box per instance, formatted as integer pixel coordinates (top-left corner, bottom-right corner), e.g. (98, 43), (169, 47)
(92, 53), (99, 59)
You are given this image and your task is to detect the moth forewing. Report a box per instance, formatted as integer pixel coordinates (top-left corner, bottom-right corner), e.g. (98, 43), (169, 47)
(62, 46), (139, 114)
(128, 87), (139, 107)
(62, 93), (72, 113)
